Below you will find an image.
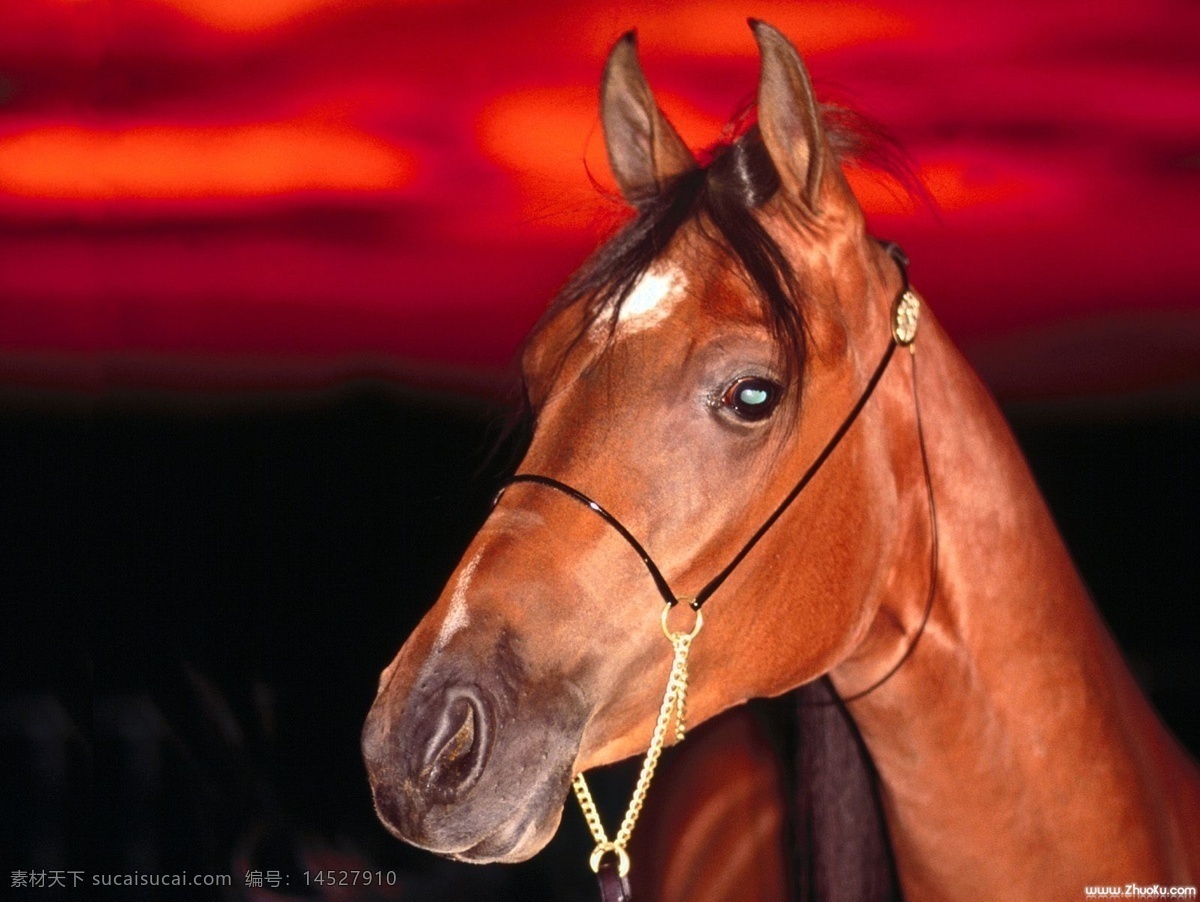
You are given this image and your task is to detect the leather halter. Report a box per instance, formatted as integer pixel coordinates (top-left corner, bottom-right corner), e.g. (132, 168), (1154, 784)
(494, 242), (937, 702)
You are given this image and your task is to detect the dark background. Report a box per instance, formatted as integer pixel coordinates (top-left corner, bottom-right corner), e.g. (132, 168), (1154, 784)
(3, 385), (1197, 899)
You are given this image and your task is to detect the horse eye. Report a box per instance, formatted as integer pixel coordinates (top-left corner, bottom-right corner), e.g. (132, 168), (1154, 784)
(720, 376), (782, 422)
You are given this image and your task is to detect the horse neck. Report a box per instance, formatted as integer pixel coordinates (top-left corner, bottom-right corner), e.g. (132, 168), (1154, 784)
(838, 314), (1200, 896)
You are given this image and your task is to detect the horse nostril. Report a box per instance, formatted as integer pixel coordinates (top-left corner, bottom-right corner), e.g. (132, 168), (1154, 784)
(425, 698), (475, 784)
(440, 702), (475, 764)
(419, 688), (491, 801)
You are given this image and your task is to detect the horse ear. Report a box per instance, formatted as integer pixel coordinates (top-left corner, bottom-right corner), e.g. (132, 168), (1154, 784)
(750, 20), (844, 216)
(601, 31), (696, 206)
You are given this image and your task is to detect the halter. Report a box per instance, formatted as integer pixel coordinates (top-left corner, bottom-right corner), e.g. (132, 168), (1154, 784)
(492, 242), (937, 897)
(495, 242), (930, 619)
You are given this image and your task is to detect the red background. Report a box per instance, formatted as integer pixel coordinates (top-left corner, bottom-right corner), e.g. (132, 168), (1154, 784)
(1, 0), (1198, 401)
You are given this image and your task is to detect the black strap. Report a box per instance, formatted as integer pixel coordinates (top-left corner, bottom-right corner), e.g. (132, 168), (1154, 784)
(804, 347), (937, 706)
(498, 474), (677, 608)
(595, 859), (633, 902)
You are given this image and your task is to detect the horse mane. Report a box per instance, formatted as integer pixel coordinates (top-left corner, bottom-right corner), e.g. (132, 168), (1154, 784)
(788, 678), (902, 902)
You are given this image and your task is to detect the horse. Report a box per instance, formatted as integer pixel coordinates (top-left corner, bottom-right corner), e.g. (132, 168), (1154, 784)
(362, 21), (1200, 900)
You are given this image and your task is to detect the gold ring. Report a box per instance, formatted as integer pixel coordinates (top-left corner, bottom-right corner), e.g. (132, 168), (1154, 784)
(589, 841), (631, 877)
(662, 600), (703, 640)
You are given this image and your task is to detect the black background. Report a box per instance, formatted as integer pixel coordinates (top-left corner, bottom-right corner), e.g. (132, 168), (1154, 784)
(3, 385), (1197, 899)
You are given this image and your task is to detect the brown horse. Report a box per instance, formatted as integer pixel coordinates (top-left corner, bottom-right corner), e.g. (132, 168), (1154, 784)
(362, 21), (1200, 900)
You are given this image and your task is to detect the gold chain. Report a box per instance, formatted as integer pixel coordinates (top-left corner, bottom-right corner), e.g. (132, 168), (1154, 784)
(572, 602), (703, 879)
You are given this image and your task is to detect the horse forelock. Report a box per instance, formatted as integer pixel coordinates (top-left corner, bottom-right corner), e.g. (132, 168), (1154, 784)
(542, 124), (807, 383)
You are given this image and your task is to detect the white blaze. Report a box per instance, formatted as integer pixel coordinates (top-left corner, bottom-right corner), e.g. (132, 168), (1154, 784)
(432, 551), (480, 654)
(616, 266), (688, 332)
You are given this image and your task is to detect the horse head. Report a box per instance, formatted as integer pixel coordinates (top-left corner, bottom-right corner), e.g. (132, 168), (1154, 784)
(362, 21), (927, 865)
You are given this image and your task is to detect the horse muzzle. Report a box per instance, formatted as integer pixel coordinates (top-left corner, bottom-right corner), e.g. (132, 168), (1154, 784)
(361, 634), (586, 863)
